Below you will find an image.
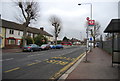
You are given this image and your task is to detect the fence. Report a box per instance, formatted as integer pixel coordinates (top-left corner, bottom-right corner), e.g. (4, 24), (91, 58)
(99, 37), (120, 54)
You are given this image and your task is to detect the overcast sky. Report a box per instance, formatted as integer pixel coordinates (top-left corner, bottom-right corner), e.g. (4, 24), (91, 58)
(0, 0), (119, 40)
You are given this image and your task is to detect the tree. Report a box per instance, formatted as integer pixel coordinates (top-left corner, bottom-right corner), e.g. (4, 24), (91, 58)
(20, 36), (34, 47)
(34, 35), (48, 46)
(26, 36), (34, 45)
(63, 36), (69, 42)
(49, 15), (62, 45)
(90, 22), (101, 48)
(14, 0), (40, 46)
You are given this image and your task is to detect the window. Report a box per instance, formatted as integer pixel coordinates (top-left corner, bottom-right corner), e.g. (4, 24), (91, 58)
(0, 38), (2, 45)
(9, 29), (14, 34)
(8, 39), (15, 44)
(17, 40), (21, 45)
(28, 33), (31, 36)
(0, 27), (1, 33)
(0, 38), (2, 48)
(18, 31), (20, 35)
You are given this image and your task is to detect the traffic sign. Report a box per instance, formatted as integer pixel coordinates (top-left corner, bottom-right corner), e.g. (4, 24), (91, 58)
(88, 20), (95, 26)
(90, 38), (92, 41)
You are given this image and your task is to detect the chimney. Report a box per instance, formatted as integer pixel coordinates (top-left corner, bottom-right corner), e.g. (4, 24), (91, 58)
(40, 27), (44, 31)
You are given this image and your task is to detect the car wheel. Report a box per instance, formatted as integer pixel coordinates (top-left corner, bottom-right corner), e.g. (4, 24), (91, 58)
(31, 49), (34, 52)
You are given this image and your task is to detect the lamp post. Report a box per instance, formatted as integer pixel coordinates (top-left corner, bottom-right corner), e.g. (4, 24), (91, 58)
(80, 32), (82, 41)
(78, 3), (92, 20)
(78, 3), (93, 62)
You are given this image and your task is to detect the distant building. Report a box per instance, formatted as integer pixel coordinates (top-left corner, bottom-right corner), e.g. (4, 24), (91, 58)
(0, 19), (53, 48)
(71, 38), (81, 45)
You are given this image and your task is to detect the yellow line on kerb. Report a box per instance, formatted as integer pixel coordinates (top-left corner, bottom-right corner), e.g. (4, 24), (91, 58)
(4, 67), (20, 73)
(49, 52), (85, 79)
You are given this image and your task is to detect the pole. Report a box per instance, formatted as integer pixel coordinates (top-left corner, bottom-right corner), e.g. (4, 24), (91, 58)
(90, 4), (92, 20)
(85, 21), (89, 62)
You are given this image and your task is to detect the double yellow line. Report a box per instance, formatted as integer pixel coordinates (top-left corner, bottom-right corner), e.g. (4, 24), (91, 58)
(49, 52), (85, 79)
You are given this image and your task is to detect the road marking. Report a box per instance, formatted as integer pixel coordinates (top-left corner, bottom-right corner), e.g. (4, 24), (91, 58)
(58, 53), (86, 80)
(27, 62), (38, 66)
(4, 67), (20, 73)
(51, 57), (75, 61)
(49, 52), (85, 79)
(34, 60), (41, 63)
(5, 58), (14, 61)
(27, 54), (43, 57)
(1, 58), (14, 62)
(46, 60), (68, 65)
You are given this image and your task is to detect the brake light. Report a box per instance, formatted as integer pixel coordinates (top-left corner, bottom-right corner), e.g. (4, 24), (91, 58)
(27, 47), (31, 48)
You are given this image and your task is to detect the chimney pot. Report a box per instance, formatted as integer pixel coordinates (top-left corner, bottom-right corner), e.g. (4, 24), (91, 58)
(40, 27), (44, 31)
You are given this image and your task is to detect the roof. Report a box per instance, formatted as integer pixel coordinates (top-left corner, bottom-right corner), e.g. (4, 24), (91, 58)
(0, 19), (25, 31)
(0, 19), (53, 37)
(104, 19), (120, 33)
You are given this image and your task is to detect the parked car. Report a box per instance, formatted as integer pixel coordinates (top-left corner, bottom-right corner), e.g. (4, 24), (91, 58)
(40, 44), (51, 50)
(55, 44), (63, 49)
(22, 44), (41, 52)
(50, 45), (56, 49)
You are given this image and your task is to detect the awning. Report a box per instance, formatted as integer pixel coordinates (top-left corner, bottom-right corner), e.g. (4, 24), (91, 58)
(104, 19), (120, 33)
(7, 37), (16, 39)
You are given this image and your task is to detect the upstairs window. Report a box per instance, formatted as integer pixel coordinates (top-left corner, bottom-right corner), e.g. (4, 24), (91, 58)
(0, 27), (2, 33)
(28, 33), (31, 36)
(18, 31), (20, 35)
(9, 29), (14, 34)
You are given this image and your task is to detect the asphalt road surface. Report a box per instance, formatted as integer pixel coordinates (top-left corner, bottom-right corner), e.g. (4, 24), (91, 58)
(2, 46), (86, 80)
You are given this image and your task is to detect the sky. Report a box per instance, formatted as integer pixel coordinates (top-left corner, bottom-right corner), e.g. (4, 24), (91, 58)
(0, 0), (119, 40)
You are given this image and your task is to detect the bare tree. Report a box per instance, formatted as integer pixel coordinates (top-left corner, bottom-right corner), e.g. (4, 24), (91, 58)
(90, 22), (101, 48)
(49, 15), (62, 45)
(14, 0), (40, 46)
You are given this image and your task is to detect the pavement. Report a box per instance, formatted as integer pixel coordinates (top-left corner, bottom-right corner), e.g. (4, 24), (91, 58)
(2, 48), (22, 53)
(58, 47), (120, 81)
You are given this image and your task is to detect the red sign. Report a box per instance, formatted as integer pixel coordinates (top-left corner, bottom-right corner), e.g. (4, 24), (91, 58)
(86, 17), (89, 20)
(88, 20), (95, 26)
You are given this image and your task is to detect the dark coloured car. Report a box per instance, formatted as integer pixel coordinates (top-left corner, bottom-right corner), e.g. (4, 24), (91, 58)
(22, 44), (41, 52)
(55, 44), (63, 49)
(40, 44), (51, 50)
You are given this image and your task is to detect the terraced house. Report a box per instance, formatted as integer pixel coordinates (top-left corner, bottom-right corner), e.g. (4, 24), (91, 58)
(0, 19), (53, 48)
(0, 23), (5, 48)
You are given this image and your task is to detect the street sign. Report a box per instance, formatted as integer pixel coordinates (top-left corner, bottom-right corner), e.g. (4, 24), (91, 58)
(86, 17), (89, 20)
(90, 38), (92, 41)
(88, 20), (95, 26)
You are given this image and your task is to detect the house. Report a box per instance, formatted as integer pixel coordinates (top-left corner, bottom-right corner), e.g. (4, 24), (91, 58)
(0, 27), (5, 48)
(71, 38), (81, 45)
(1, 19), (53, 48)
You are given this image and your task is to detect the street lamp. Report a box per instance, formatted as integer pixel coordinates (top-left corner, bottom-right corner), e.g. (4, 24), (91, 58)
(80, 32), (82, 41)
(78, 3), (92, 20)
(78, 3), (93, 62)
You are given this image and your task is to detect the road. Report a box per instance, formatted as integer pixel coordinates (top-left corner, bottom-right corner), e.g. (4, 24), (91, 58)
(2, 46), (86, 80)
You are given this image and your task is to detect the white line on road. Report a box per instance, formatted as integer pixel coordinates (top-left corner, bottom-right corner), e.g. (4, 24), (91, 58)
(0, 58), (14, 62)
(27, 54), (43, 57)
(34, 60), (42, 62)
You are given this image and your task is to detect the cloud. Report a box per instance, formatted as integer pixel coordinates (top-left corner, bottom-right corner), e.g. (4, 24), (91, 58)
(43, 8), (88, 18)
